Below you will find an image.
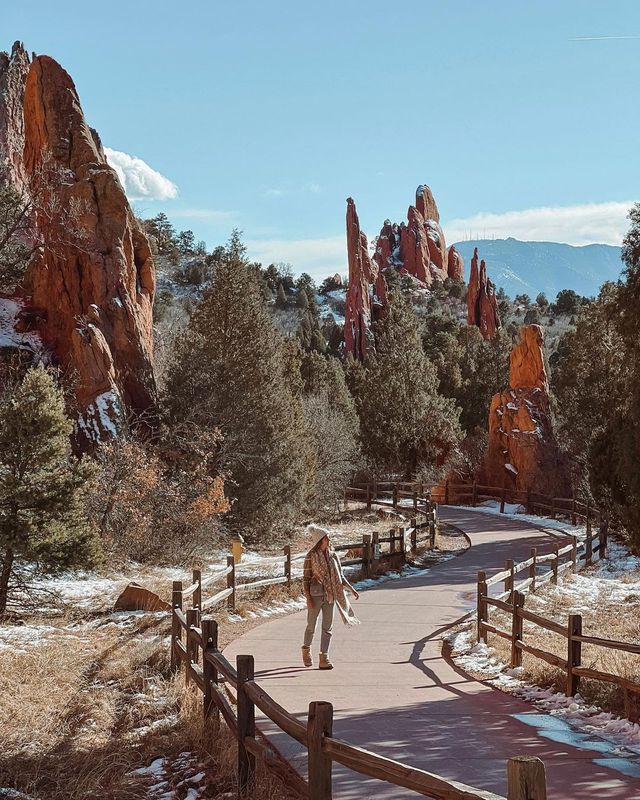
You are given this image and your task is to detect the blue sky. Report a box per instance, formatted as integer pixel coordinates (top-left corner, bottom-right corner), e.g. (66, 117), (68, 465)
(6, 1), (640, 278)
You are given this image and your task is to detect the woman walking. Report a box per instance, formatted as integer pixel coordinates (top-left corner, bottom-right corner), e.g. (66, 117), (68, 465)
(302, 525), (360, 670)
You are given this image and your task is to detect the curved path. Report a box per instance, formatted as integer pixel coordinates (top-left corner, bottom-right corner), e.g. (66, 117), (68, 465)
(225, 508), (640, 799)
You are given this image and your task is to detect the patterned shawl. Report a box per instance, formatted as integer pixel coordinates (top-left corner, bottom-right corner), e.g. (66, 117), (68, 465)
(308, 547), (360, 626)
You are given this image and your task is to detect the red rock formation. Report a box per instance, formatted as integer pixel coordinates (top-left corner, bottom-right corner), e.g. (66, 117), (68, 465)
(467, 248), (501, 338)
(344, 198), (378, 360)
(447, 245), (464, 282)
(400, 205), (431, 285)
(0, 43), (156, 448)
(483, 325), (568, 495)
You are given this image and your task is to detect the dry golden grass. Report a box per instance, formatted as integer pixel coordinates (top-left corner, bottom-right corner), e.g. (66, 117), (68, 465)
(0, 610), (300, 799)
(486, 570), (640, 719)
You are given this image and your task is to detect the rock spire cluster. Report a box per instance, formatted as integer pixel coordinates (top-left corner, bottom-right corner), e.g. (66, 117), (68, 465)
(344, 185), (501, 359)
(0, 41), (156, 447)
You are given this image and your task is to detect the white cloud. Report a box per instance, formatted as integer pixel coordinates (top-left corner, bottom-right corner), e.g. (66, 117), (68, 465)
(245, 235), (347, 279)
(264, 188), (285, 198)
(443, 201), (634, 247)
(104, 147), (178, 201)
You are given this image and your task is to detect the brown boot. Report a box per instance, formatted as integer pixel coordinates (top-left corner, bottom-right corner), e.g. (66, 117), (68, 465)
(301, 646), (312, 667)
(319, 653), (333, 670)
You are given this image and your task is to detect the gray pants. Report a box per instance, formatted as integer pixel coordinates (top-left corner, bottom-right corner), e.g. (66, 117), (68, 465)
(303, 595), (334, 653)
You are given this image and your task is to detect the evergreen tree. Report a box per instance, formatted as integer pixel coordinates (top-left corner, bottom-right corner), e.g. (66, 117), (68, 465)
(275, 282), (288, 309)
(296, 287), (309, 309)
(0, 367), (100, 613)
(551, 283), (626, 498)
(350, 291), (463, 478)
(164, 235), (311, 539)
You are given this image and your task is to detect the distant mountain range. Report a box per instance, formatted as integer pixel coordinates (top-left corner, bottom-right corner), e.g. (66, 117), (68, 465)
(453, 238), (624, 300)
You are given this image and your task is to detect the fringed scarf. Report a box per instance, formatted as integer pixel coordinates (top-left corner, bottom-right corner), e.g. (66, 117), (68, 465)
(308, 547), (360, 626)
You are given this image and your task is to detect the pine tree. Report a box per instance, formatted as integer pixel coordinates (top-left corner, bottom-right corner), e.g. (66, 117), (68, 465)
(0, 366), (100, 613)
(275, 282), (288, 309)
(164, 235), (312, 540)
(351, 290), (463, 478)
(296, 287), (309, 309)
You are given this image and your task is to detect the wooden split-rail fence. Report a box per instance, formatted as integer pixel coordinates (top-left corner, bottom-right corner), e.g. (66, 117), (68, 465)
(171, 492), (437, 639)
(474, 503), (640, 720)
(171, 613), (547, 799)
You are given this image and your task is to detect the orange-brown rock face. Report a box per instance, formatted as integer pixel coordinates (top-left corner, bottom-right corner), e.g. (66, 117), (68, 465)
(344, 198), (379, 360)
(483, 325), (568, 495)
(400, 205), (431, 284)
(447, 245), (464, 282)
(0, 43), (156, 447)
(467, 247), (501, 339)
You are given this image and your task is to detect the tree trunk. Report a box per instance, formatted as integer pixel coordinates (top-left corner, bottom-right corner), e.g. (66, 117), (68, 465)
(0, 546), (14, 615)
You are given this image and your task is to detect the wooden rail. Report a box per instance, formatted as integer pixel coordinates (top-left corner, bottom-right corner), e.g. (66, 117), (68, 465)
(171, 613), (547, 799)
(175, 492), (436, 625)
(475, 519), (640, 721)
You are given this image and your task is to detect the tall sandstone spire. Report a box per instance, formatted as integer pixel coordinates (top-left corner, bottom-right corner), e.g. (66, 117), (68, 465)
(466, 247), (501, 338)
(0, 42), (156, 448)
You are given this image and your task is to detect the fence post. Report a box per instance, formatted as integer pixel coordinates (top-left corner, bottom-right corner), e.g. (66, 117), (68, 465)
(237, 655), (256, 796)
(529, 547), (537, 593)
(363, 533), (372, 578)
(511, 591), (525, 667)
(372, 531), (379, 568)
(444, 480), (450, 505)
(507, 756), (547, 800)
(202, 617), (218, 725)
(429, 510), (436, 549)
(500, 485), (506, 514)
(472, 480), (477, 507)
(505, 559), (514, 602)
(585, 525), (593, 567)
(410, 518), (417, 554)
(171, 580), (183, 673)
(392, 484), (398, 509)
(477, 571), (488, 643)
(551, 545), (559, 585)
(192, 569), (202, 611)
(366, 483), (372, 511)
(399, 526), (407, 564)
(308, 701), (333, 800)
(186, 607), (199, 685)
(567, 614), (582, 697)
(601, 512), (609, 558)
(227, 555), (236, 611)
(571, 495), (577, 527)
(284, 545), (292, 587)
(598, 520), (607, 560)
(571, 535), (578, 573)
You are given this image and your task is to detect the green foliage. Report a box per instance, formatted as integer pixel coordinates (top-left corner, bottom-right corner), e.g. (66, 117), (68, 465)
(0, 367), (100, 613)
(348, 291), (463, 479)
(275, 282), (288, 309)
(163, 235), (312, 540)
(319, 275), (342, 295)
(514, 293), (531, 307)
(553, 288), (583, 316)
(536, 292), (549, 310)
(524, 307), (541, 325)
(422, 312), (511, 435)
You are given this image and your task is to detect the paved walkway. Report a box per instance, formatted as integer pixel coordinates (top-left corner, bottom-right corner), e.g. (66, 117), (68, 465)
(224, 508), (640, 799)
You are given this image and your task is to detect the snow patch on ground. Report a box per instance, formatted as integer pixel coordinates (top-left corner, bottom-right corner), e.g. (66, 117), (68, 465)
(447, 627), (640, 759)
(0, 297), (42, 352)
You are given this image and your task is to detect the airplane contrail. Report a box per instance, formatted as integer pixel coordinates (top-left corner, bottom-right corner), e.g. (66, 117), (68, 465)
(571, 35), (640, 41)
